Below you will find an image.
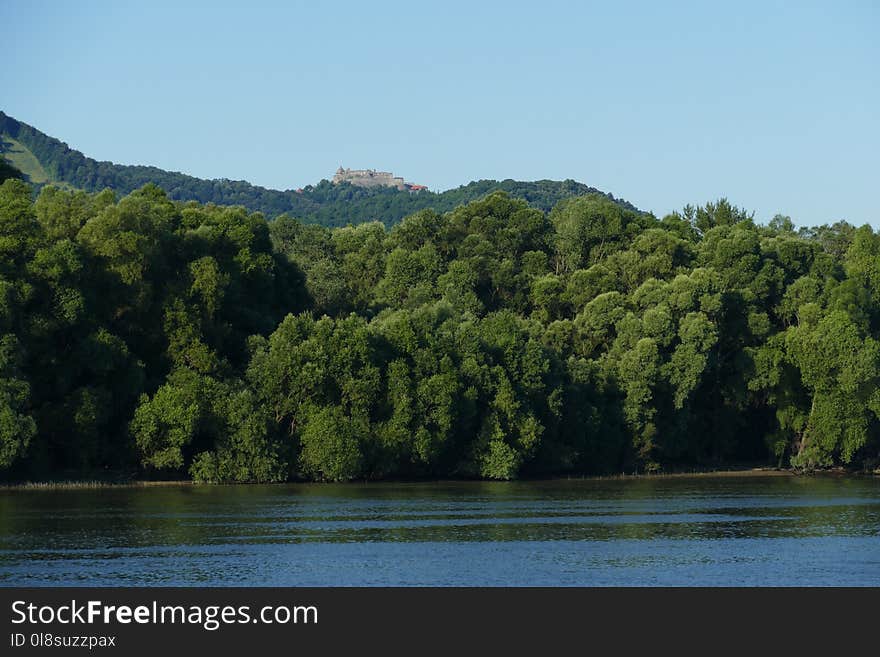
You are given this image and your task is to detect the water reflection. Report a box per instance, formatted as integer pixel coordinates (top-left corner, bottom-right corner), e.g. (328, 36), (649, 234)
(0, 476), (877, 586)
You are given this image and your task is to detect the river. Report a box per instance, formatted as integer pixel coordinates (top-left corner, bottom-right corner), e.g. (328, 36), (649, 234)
(0, 475), (877, 586)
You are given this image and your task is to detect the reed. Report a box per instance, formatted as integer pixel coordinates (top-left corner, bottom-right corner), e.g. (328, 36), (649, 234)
(0, 479), (192, 491)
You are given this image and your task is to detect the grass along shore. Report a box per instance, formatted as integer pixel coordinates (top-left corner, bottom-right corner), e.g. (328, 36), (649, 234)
(2, 465), (875, 491)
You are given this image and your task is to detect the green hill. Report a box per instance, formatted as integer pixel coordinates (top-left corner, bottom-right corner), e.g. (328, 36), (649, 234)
(0, 134), (50, 183)
(0, 110), (639, 227)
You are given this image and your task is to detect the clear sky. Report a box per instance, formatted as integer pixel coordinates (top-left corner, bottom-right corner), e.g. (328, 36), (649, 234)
(2, 0), (877, 227)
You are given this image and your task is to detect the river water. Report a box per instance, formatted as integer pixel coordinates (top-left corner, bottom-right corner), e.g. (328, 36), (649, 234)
(0, 475), (877, 586)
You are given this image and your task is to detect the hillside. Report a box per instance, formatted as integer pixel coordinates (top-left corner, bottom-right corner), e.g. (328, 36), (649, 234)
(0, 111), (638, 227)
(0, 134), (50, 183)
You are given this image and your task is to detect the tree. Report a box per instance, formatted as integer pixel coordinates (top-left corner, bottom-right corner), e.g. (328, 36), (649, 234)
(549, 194), (649, 273)
(0, 335), (36, 470)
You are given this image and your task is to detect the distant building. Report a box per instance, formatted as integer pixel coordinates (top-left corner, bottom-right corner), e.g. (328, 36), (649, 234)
(332, 166), (426, 192)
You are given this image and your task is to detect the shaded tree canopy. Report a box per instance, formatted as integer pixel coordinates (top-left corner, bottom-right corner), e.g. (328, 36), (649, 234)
(0, 174), (878, 483)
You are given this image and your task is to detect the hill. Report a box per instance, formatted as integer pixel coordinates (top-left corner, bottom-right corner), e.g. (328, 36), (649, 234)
(0, 111), (639, 226)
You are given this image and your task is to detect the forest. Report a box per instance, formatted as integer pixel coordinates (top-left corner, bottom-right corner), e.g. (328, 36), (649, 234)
(0, 111), (631, 227)
(1, 175), (878, 483)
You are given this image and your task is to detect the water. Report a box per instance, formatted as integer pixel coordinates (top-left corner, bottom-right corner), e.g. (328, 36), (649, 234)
(0, 475), (877, 586)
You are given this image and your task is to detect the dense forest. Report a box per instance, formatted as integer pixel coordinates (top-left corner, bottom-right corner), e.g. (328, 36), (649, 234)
(0, 111), (633, 227)
(1, 175), (878, 483)
(0, 159), (23, 185)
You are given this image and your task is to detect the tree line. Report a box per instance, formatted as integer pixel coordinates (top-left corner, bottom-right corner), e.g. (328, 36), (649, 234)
(1, 111), (631, 227)
(1, 177), (878, 482)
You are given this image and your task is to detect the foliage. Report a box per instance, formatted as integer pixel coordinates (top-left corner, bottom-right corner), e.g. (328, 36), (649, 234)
(1, 112), (636, 227)
(0, 166), (877, 482)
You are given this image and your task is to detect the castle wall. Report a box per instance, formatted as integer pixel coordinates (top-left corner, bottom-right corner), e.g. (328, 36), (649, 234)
(332, 167), (419, 190)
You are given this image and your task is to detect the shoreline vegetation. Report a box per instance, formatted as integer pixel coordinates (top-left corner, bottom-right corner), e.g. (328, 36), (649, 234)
(1, 466), (876, 491)
(2, 162), (880, 485)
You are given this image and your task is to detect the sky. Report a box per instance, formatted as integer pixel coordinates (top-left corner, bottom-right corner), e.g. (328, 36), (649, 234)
(2, 0), (878, 227)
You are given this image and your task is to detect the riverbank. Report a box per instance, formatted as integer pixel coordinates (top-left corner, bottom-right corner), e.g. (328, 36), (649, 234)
(559, 467), (795, 481)
(1, 465), (873, 491)
(0, 479), (194, 491)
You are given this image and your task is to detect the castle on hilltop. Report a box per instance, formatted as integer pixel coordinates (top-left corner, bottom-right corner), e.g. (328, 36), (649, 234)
(332, 166), (427, 192)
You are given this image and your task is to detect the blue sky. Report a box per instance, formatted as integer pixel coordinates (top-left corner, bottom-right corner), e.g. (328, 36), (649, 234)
(2, 0), (877, 227)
